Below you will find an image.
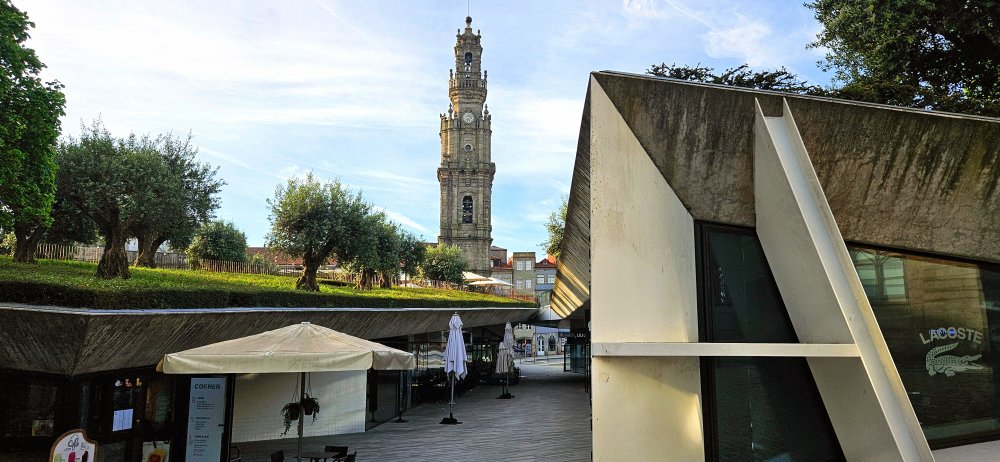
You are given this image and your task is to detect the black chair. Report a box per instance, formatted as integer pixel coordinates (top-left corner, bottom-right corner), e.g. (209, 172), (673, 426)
(270, 450), (284, 462)
(228, 444), (242, 462)
(341, 452), (357, 462)
(324, 446), (349, 458)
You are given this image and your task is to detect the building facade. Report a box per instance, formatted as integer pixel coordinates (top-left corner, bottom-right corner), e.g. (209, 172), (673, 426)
(534, 256), (557, 306)
(437, 16), (494, 275)
(512, 251), (535, 294)
(552, 72), (1000, 461)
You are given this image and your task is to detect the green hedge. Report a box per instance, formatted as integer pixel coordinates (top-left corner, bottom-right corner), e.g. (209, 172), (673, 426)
(0, 258), (536, 310)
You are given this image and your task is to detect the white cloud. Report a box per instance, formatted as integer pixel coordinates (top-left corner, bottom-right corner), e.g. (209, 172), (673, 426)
(374, 206), (430, 235)
(703, 19), (780, 67)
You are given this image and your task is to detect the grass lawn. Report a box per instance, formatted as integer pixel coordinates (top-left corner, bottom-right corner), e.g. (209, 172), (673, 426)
(0, 257), (536, 310)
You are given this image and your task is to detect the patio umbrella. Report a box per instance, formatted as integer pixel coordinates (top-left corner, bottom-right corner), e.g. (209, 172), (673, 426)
(440, 313), (467, 425)
(503, 322), (515, 352)
(495, 342), (514, 399)
(467, 277), (513, 286)
(157, 322), (415, 461)
(462, 271), (490, 282)
(502, 321), (516, 394)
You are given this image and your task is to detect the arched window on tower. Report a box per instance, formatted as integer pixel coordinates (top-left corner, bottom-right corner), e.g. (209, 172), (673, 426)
(462, 195), (473, 224)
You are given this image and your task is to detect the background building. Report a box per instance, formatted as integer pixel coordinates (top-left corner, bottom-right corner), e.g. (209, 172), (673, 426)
(512, 251), (535, 295)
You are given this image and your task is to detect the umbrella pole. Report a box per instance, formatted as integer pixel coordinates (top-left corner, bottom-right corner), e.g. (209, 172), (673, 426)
(297, 371), (305, 461)
(440, 372), (460, 424)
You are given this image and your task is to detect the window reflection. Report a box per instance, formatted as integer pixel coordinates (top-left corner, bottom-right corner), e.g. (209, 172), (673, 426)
(848, 245), (1000, 444)
(850, 249), (907, 303)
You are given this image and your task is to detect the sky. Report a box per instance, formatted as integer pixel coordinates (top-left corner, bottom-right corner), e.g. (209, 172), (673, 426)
(20, 0), (832, 256)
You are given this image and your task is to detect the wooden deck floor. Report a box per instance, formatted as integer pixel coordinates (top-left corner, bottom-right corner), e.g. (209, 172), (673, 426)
(237, 360), (592, 461)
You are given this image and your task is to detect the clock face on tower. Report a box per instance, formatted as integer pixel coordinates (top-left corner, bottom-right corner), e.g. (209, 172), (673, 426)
(462, 112), (474, 124)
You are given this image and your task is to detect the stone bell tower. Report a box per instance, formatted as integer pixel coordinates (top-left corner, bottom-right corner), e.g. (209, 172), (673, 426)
(438, 16), (494, 275)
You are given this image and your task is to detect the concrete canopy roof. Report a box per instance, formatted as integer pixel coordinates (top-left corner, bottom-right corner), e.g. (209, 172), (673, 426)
(0, 304), (536, 376)
(552, 71), (1000, 319)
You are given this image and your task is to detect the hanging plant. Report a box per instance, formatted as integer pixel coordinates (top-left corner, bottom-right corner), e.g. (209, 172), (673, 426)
(280, 402), (301, 435)
(279, 395), (321, 435)
(301, 394), (320, 418)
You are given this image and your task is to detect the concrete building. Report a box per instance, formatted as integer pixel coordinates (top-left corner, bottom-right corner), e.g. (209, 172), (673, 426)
(438, 16), (494, 275)
(551, 71), (1000, 460)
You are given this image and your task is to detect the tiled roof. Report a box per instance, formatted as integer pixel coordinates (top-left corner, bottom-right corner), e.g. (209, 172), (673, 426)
(535, 255), (558, 268)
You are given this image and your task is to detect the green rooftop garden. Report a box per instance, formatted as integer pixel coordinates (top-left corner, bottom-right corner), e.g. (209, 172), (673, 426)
(0, 258), (536, 310)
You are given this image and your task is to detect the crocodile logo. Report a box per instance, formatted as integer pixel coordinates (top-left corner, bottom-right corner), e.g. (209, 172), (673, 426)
(926, 342), (983, 377)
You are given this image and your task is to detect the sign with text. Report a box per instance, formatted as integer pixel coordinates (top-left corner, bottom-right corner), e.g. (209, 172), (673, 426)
(49, 429), (97, 462)
(185, 378), (226, 462)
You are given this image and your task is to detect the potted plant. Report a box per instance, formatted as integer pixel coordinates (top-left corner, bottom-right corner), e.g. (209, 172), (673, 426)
(280, 395), (320, 435)
(280, 401), (301, 435)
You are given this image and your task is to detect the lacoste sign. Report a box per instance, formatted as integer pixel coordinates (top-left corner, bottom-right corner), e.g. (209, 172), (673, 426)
(919, 327), (984, 377)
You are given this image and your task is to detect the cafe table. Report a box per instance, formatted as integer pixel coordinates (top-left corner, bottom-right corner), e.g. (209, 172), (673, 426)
(298, 451), (344, 462)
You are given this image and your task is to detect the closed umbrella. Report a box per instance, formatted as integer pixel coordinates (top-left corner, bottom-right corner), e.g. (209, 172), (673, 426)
(495, 342), (514, 399)
(503, 322), (515, 353)
(440, 313), (467, 425)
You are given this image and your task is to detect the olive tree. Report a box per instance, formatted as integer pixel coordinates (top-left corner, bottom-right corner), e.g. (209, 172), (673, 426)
(266, 174), (370, 291)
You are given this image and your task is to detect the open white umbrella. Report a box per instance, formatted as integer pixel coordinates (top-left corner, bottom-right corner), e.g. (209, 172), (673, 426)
(158, 322), (415, 461)
(440, 313), (467, 424)
(462, 271), (490, 282)
(467, 277), (513, 286)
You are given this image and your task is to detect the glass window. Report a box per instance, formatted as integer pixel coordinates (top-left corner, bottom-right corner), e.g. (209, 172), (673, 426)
(0, 378), (57, 438)
(548, 274), (556, 284)
(536, 274), (545, 284)
(525, 280), (532, 289)
(516, 280), (523, 289)
(700, 225), (844, 461)
(848, 245), (1000, 444)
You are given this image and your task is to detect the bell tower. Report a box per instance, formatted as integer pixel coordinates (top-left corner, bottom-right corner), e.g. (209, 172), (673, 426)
(438, 16), (494, 274)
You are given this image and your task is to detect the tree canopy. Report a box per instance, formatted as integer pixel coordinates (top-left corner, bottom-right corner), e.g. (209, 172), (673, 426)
(0, 1), (66, 262)
(418, 243), (467, 285)
(186, 220), (248, 265)
(57, 121), (173, 279)
(647, 63), (822, 94)
(541, 196), (567, 260)
(266, 174), (371, 291)
(808, 0), (1000, 116)
(129, 133), (222, 267)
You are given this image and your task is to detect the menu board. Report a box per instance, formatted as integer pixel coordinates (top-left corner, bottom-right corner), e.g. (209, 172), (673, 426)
(185, 378), (226, 462)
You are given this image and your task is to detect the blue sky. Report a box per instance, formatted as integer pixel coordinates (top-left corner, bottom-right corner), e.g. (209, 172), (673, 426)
(22, 0), (831, 255)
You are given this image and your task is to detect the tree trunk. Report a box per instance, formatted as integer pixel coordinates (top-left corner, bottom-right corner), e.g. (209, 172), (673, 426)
(296, 263), (320, 291)
(97, 227), (130, 279)
(12, 222), (46, 263)
(133, 233), (164, 268)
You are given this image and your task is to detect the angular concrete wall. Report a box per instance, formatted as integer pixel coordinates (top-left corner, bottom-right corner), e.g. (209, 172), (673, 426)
(588, 76), (703, 461)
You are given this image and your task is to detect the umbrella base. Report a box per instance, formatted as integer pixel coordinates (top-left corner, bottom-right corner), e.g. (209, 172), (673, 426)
(439, 417), (461, 425)
(496, 393), (514, 399)
(393, 418), (408, 423)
